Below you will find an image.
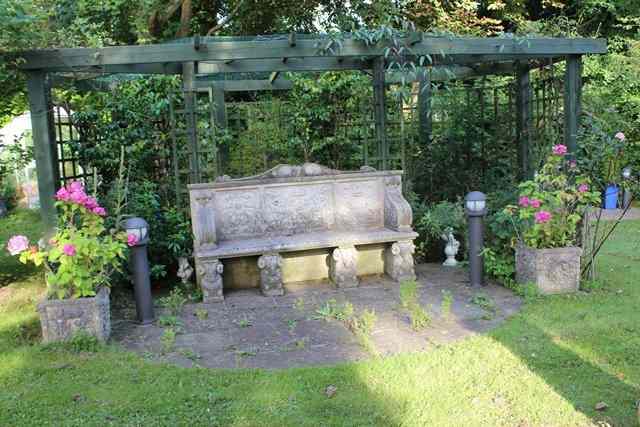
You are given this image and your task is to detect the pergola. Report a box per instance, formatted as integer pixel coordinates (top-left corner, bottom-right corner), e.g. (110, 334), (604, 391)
(16, 33), (607, 227)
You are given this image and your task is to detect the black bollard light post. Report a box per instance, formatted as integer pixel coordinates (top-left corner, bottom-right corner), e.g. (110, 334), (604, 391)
(465, 191), (487, 287)
(124, 217), (155, 324)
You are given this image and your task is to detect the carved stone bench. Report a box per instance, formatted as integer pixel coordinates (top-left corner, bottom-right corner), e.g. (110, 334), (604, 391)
(188, 163), (418, 302)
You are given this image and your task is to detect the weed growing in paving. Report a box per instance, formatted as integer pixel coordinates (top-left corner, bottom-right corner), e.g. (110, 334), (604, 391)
(158, 314), (183, 329)
(347, 308), (379, 356)
(399, 280), (431, 331)
(160, 328), (177, 353)
(235, 316), (252, 328)
(470, 293), (497, 319)
(293, 297), (305, 312)
(286, 319), (297, 333)
(178, 348), (201, 361)
(314, 299), (353, 321)
(158, 288), (187, 316)
(194, 308), (208, 320)
(441, 290), (453, 320)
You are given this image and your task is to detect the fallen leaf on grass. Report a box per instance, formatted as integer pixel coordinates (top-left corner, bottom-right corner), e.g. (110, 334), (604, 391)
(325, 385), (337, 398)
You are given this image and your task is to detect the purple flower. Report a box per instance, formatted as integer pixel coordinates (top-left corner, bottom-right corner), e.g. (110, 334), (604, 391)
(62, 244), (76, 257)
(552, 144), (567, 156)
(68, 181), (84, 193)
(614, 132), (625, 141)
(568, 160), (577, 169)
(518, 196), (530, 207)
(530, 199), (541, 208)
(535, 210), (552, 224)
(69, 191), (87, 205)
(84, 196), (98, 210)
(7, 235), (29, 255)
(55, 187), (70, 201)
(127, 234), (139, 247)
(92, 206), (107, 216)
(578, 184), (589, 193)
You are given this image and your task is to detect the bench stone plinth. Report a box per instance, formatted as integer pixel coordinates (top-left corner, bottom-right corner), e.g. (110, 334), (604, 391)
(329, 246), (359, 288)
(188, 163), (418, 301)
(385, 240), (417, 282)
(257, 253), (284, 296)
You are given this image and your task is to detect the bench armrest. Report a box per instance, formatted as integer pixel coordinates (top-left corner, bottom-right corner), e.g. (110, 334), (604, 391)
(383, 175), (413, 232)
(190, 190), (218, 254)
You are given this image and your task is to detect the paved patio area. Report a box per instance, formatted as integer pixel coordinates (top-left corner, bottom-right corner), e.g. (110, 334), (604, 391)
(112, 264), (522, 369)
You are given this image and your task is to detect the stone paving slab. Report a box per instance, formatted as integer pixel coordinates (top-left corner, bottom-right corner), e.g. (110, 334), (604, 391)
(112, 264), (522, 369)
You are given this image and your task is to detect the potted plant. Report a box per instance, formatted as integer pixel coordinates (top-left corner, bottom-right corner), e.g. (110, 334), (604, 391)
(506, 144), (599, 294)
(6, 181), (129, 342)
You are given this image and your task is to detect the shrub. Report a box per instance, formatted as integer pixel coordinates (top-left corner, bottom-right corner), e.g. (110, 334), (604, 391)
(505, 145), (600, 249)
(7, 181), (127, 299)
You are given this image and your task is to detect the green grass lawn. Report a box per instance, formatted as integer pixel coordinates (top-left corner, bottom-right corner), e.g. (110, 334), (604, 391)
(1, 209), (639, 426)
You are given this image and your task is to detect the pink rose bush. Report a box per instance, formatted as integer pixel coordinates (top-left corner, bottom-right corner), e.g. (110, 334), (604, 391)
(506, 146), (599, 249)
(7, 235), (29, 256)
(552, 144), (568, 156)
(7, 181), (127, 299)
(127, 233), (139, 247)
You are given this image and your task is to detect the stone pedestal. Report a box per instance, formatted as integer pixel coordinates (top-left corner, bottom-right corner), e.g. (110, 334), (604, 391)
(197, 259), (224, 303)
(515, 245), (582, 294)
(258, 253), (284, 296)
(385, 240), (416, 282)
(329, 246), (359, 288)
(37, 287), (110, 343)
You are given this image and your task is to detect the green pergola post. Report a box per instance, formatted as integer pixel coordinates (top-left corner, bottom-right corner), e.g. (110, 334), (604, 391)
(515, 62), (532, 180)
(373, 57), (388, 170)
(183, 61), (200, 183)
(418, 69), (432, 145)
(26, 70), (59, 229)
(212, 84), (226, 176)
(564, 55), (582, 154)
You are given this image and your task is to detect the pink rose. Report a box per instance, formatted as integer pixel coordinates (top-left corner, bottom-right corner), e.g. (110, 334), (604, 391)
(127, 234), (139, 247)
(92, 206), (107, 216)
(7, 235), (29, 255)
(552, 144), (567, 156)
(614, 132), (625, 141)
(84, 197), (98, 210)
(530, 199), (541, 208)
(69, 191), (88, 205)
(62, 244), (76, 257)
(68, 181), (84, 193)
(535, 210), (552, 224)
(578, 184), (589, 193)
(518, 196), (529, 207)
(55, 187), (70, 201)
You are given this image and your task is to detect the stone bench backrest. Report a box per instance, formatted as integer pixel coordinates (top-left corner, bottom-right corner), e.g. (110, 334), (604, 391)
(188, 164), (412, 254)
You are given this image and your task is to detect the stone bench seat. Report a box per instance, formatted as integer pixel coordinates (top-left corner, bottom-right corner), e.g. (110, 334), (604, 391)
(189, 163), (418, 302)
(198, 229), (418, 259)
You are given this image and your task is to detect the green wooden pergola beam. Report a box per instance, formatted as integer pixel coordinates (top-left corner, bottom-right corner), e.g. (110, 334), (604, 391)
(16, 36), (606, 71)
(194, 79), (293, 91)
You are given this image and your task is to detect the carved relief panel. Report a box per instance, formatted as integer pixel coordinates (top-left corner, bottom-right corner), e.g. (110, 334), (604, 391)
(334, 179), (384, 231)
(214, 188), (262, 240)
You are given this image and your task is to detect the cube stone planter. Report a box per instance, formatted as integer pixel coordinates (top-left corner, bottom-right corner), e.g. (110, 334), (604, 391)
(515, 245), (582, 294)
(37, 287), (111, 343)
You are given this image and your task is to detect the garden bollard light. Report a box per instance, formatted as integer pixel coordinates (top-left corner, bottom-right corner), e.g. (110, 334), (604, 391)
(465, 191), (487, 287)
(622, 167), (632, 209)
(124, 217), (155, 324)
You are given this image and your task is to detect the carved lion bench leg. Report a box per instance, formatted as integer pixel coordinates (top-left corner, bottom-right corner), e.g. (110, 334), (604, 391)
(385, 240), (416, 282)
(258, 253), (284, 296)
(329, 246), (359, 288)
(196, 258), (224, 303)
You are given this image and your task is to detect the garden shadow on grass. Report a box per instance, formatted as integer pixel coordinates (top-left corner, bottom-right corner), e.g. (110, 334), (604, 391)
(493, 319), (639, 425)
